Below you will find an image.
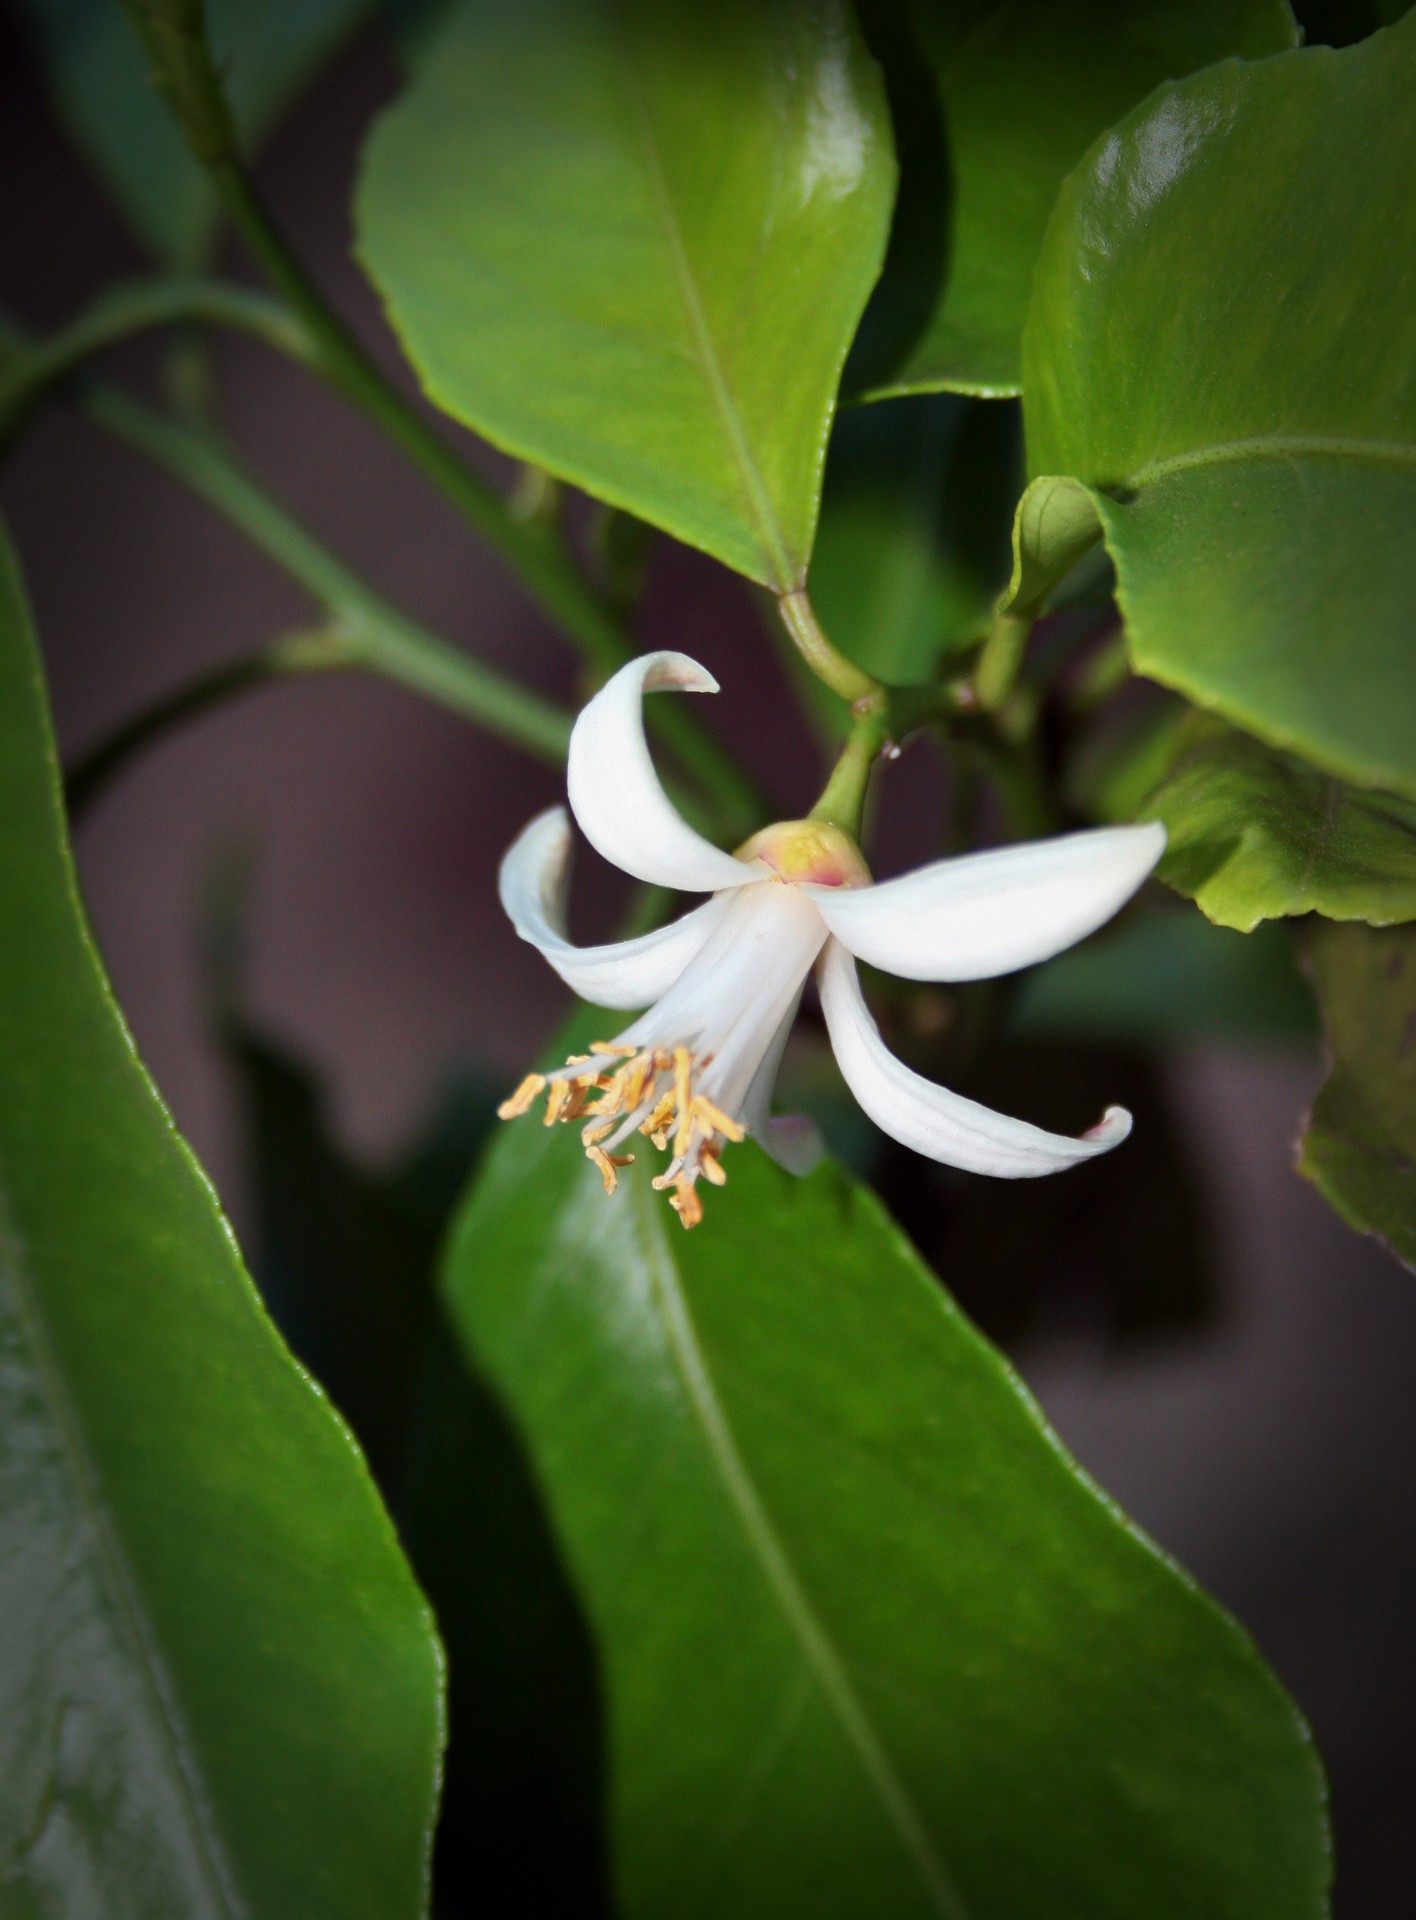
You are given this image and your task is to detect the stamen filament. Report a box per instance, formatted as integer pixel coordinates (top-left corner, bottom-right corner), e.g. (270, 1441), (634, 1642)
(500, 1035), (752, 1228)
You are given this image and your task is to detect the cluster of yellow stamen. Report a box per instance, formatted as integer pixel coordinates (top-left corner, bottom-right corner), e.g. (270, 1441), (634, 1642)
(497, 1039), (746, 1228)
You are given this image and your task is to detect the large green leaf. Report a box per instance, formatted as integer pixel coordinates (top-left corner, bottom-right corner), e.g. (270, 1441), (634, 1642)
(857, 0), (1295, 399)
(1299, 919), (1416, 1272)
(0, 530), (442, 1915)
(1022, 16), (1416, 796)
(1094, 711), (1416, 932)
(19, 0), (371, 261)
(356, 0), (896, 587)
(445, 1102), (1329, 1919)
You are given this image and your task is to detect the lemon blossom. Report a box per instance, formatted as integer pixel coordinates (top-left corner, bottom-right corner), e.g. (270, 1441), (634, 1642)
(497, 652), (1165, 1228)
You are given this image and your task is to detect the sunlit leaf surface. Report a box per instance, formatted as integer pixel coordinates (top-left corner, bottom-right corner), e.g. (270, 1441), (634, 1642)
(356, 0), (896, 586)
(857, 0), (1294, 397)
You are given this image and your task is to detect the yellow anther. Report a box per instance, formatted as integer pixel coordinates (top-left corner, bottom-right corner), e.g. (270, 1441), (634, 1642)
(501, 1031), (743, 1228)
(586, 1063), (631, 1115)
(622, 1053), (654, 1112)
(699, 1146), (728, 1187)
(669, 1180), (703, 1230)
(672, 1047), (694, 1156)
(497, 1073), (546, 1120)
(587, 1144), (634, 1195)
(693, 1094), (745, 1143)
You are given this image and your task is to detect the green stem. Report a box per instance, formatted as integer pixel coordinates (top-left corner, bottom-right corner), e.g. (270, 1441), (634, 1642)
(808, 713), (888, 841)
(212, 166), (624, 653)
(208, 164), (759, 833)
(0, 280), (315, 433)
(66, 626), (353, 817)
(973, 607), (1033, 712)
(86, 384), (574, 763)
(777, 588), (879, 706)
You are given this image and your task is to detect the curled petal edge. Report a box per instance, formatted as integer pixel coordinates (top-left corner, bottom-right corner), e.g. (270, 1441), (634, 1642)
(817, 940), (1131, 1178)
(566, 652), (764, 892)
(499, 806), (731, 1010)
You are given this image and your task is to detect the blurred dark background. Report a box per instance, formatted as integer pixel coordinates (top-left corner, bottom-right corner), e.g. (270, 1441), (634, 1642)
(3, 9), (1414, 1914)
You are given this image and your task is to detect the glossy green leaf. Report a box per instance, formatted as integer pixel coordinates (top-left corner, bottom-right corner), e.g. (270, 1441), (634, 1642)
(1094, 711), (1416, 933)
(1023, 17), (1416, 796)
(858, 0), (1295, 399)
(445, 1101), (1329, 1919)
(1012, 906), (1316, 1044)
(1300, 919), (1416, 1272)
(19, 0), (370, 260)
(356, 0), (896, 587)
(0, 529), (443, 1916)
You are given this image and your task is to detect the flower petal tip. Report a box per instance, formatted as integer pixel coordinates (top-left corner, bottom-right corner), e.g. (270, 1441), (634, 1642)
(642, 651), (719, 696)
(1085, 1104), (1133, 1148)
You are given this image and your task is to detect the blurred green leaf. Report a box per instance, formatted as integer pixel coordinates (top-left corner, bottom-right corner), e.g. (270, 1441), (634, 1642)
(1012, 906), (1316, 1044)
(810, 393), (1018, 687)
(214, 1005), (610, 1916)
(445, 1100), (1329, 1920)
(19, 0), (370, 260)
(356, 0), (896, 587)
(1300, 919), (1416, 1272)
(0, 527), (442, 1916)
(1022, 16), (1416, 797)
(1093, 711), (1416, 932)
(856, 0), (1295, 399)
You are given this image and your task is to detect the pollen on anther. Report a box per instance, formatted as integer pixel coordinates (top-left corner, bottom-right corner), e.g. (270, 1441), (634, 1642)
(497, 1073), (545, 1120)
(693, 1094), (745, 1144)
(587, 1143), (634, 1195)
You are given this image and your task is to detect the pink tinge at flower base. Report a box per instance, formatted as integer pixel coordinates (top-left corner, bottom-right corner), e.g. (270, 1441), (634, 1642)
(497, 651), (1166, 1229)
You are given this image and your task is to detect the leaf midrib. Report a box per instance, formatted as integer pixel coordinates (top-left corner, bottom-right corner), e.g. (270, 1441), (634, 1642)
(0, 1179), (242, 1917)
(1123, 431), (1416, 493)
(612, 19), (797, 589)
(631, 1175), (971, 1920)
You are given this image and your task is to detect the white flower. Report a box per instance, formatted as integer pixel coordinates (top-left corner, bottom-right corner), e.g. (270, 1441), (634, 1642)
(498, 652), (1165, 1229)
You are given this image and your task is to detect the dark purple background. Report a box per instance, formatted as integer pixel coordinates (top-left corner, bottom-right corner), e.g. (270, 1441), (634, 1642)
(3, 18), (1413, 1912)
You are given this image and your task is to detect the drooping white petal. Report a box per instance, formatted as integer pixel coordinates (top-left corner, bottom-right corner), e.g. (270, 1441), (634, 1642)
(566, 652), (764, 892)
(739, 999), (825, 1177)
(499, 806), (730, 1010)
(818, 940), (1131, 1177)
(804, 822), (1165, 982)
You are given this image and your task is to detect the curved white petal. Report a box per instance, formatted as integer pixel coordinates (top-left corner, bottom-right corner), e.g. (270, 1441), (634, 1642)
(566, 652), (763, 892)
(818, 940), (1131, 1178)
(804, 822), (1165, 982)
(738, 995), (825, 1177)
(499, 806), (730, 1010)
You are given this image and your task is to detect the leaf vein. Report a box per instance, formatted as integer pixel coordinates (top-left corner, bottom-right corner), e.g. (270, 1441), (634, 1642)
(631, 1176), (971, 1920)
